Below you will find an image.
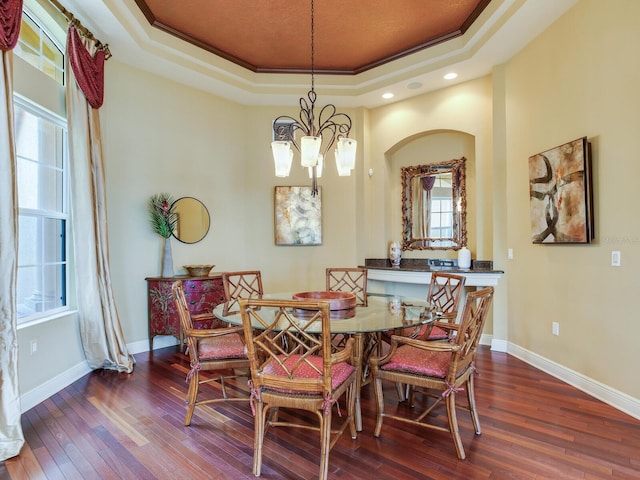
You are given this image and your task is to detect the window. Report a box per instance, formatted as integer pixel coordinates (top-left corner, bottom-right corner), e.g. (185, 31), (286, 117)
(15, 99), (68, 321)
(14, 5), (69, 323)
(428, 174), (454, 240)
(15, 8), (64, 84)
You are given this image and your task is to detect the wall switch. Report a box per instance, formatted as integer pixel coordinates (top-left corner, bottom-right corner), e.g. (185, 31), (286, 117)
(508, 248), (513, 260)
(552, 322), (559, 336)
(611, 250), (621, 267)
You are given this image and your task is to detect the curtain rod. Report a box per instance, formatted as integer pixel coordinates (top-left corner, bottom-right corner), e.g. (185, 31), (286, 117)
(48, 0), (112, 59)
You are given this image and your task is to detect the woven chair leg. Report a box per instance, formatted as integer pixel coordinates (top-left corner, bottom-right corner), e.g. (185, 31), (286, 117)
(467, 375), (481, 434)
(254, 403), (266, 477)
(184, 371), (199, 426)
(446, 393), (466, 460)
(319, 410), (332, 480)
(373, 377), (385, 437)
(394, 382), (406, 401)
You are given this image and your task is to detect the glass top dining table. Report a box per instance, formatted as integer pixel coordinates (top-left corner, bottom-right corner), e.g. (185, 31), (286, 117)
(213, 292), (437, 431)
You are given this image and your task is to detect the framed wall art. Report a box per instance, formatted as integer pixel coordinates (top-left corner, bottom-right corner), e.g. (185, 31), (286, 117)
(528, 137), (594, 244)
(274, 186), (322, 245)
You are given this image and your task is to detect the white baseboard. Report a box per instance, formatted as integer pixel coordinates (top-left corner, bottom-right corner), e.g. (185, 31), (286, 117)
(127, 335), (179, 355)
(20, 336), (179, 412)
(490, 337), (508, 352)
(20, 360), (91, 413)
(507, 342), (640, 421)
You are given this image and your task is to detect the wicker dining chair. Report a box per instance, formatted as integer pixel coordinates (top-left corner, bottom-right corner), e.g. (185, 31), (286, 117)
(381, 271), (466, 344)
(172, 281), (250, 426)
(239, 297), (358, 480)
(396, 271), (466, 341)
(369, 286), (494, 460)
(326, 267), (368, 306)
(221, 270), (263, 315)
(380, 271), (466, 399)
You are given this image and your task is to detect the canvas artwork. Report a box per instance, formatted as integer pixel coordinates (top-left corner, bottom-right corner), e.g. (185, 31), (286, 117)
(528, 137), (593, 244)
(274, 186), (322, 245)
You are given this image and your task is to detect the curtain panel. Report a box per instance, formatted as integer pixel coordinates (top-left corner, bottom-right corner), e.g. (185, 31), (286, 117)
(0, 0), (25, 462)
(66, 25), (134, 373)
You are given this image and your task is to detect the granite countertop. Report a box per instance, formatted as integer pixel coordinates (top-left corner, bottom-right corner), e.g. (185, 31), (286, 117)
(362, 258), (503, 274)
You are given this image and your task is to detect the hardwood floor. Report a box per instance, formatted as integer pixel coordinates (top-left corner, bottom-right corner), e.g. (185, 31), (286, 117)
(3, 346), (640, 479)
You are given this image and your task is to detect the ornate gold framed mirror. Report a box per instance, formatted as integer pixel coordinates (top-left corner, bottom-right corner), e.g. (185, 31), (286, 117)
(401, 157), (466, 250)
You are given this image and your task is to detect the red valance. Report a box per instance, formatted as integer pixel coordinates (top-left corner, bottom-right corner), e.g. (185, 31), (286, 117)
(421, 175), (436, 191)
(0, 0), (23, 51)
(67, 24), (105, 109)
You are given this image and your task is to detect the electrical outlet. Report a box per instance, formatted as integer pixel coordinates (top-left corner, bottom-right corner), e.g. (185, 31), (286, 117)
(30, 339), (38, 355)
(552, 322), (559, 336)
(611, 250), (621, 267)
(508, 248), (513, 260)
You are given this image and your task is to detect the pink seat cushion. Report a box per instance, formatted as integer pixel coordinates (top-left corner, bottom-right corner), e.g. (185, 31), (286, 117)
(383, 324), (449, 341)
(264, 354), (355, 393)
(381, 345), (451, 378)
(425, 325), (449, 340)
(198, 333), (246, 360)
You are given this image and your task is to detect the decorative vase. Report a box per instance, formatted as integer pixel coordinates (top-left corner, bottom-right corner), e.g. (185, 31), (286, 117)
(458, 246), (471, 269)
(162, 236), (174, 277)
(389, 241), (402, 268)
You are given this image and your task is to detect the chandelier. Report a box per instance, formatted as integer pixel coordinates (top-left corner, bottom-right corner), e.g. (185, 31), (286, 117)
(271, 0), (357, 196)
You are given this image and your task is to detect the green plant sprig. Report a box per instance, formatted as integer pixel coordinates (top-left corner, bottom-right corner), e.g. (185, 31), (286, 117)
(148, 193), (178, 238)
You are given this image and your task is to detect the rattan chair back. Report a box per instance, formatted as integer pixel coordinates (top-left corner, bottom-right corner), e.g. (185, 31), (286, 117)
(221, 270), (263, 315)
(326, 267), (368, 306)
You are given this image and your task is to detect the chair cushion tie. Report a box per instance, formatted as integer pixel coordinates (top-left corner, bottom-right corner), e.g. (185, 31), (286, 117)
(322, 392), (342, 417)
(442, 382), (464, 397)
(186, 361), (201, 382)
(248, 379), (260, 416)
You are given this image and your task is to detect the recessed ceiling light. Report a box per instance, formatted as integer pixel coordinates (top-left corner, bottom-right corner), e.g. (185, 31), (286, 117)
(406, 81), (423, 90)
(444, 72), (458, 80)
(382, 92), (394, 99)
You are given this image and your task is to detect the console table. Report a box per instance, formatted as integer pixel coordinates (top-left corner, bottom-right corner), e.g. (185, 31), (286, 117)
(145, 274), (226, 350)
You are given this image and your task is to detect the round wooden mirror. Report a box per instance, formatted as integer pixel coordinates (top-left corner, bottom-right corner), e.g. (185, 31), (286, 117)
(171, 197), (210, 244)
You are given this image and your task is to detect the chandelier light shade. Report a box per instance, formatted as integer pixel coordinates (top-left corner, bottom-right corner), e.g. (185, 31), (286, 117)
(271, 0), (357, 196)
(336, 137), (357, 170)
(272, 141), (293, 177)
(301, 136), (321, 167)
(335, 153), (351, 176)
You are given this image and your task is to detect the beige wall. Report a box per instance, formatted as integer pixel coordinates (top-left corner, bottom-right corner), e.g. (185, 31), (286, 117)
(17, 0), (640, 412)
(503, 0), (640, 399)
(101, 62), (362, 346)
(365, 77), (494, 262)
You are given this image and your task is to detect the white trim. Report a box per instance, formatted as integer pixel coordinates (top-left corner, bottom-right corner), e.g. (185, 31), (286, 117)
(127, 336), (180, 355)
(367, 268), (503, 287)
(20, 360), (91, 413)
(507, 342), (640, 421)
(491, 338), (508, 352)
(19, 336), (180, 412)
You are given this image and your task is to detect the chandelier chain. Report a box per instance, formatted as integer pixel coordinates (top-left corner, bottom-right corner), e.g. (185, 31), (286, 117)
(270, 0), (356, 197)
(310, 0), (315, 93)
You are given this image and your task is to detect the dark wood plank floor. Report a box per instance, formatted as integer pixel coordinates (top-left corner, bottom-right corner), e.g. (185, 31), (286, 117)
(3, 346), (640, 479)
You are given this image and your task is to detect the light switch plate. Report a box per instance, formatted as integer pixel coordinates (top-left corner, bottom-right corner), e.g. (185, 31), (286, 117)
(611, 250), (621, 267)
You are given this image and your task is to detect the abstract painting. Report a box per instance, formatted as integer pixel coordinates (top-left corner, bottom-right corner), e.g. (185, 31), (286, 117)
(529, 137), (593, 244)
(274, 186), (322, 245)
